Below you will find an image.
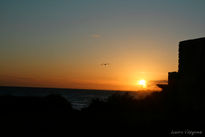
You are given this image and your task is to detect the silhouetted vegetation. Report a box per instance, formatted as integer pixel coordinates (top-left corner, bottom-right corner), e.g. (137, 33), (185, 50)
(0, 90), (204, 136)
(0, 94), (73, 112)
(81, 91), (205, 136)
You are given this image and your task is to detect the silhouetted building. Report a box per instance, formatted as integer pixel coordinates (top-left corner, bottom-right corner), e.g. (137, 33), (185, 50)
(159, 37), (205, 109)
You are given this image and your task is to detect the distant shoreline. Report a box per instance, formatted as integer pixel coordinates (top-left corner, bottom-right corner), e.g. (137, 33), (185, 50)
(0, 85), (157, 93)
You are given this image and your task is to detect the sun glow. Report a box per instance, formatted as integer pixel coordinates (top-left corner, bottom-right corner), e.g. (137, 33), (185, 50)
(137, 79), (147, 88)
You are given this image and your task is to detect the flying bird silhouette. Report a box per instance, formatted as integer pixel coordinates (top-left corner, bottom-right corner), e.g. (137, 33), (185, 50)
(101, 63), (110, 67)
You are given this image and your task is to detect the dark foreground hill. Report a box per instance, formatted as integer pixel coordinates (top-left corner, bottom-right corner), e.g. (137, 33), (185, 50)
(0, 91), (204, 136)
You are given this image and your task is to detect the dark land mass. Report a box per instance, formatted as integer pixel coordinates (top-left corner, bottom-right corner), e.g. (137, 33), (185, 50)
(0, 87), (204, 137)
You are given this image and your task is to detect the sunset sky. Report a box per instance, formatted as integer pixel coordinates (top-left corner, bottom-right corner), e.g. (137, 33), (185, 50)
(1, 0), (205, 91)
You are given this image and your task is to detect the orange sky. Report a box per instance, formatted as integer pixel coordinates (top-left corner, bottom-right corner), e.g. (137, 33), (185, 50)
(1, 0), (205, 91)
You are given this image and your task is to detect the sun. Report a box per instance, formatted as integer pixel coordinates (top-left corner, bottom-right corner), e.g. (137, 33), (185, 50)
(137, 79), (147, 88)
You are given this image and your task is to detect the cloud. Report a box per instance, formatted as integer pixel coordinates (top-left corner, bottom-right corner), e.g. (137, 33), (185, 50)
(150, 80), (168, 84)
(90, 34), (101, 38)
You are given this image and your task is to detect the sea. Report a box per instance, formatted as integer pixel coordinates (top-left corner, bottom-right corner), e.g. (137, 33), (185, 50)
(0, 86), (151, 110)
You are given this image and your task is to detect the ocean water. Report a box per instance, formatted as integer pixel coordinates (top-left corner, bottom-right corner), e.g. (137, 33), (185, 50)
(0, 86), (150, 110)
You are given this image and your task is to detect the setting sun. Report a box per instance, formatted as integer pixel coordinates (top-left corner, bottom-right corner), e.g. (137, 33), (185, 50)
(137, 79), (147, 88)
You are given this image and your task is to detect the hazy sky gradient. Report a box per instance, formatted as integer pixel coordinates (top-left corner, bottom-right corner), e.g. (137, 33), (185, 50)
(1, 0), (205, 90)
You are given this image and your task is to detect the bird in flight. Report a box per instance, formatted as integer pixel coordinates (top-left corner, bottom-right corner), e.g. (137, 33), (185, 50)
(101, 63), (110, 67)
